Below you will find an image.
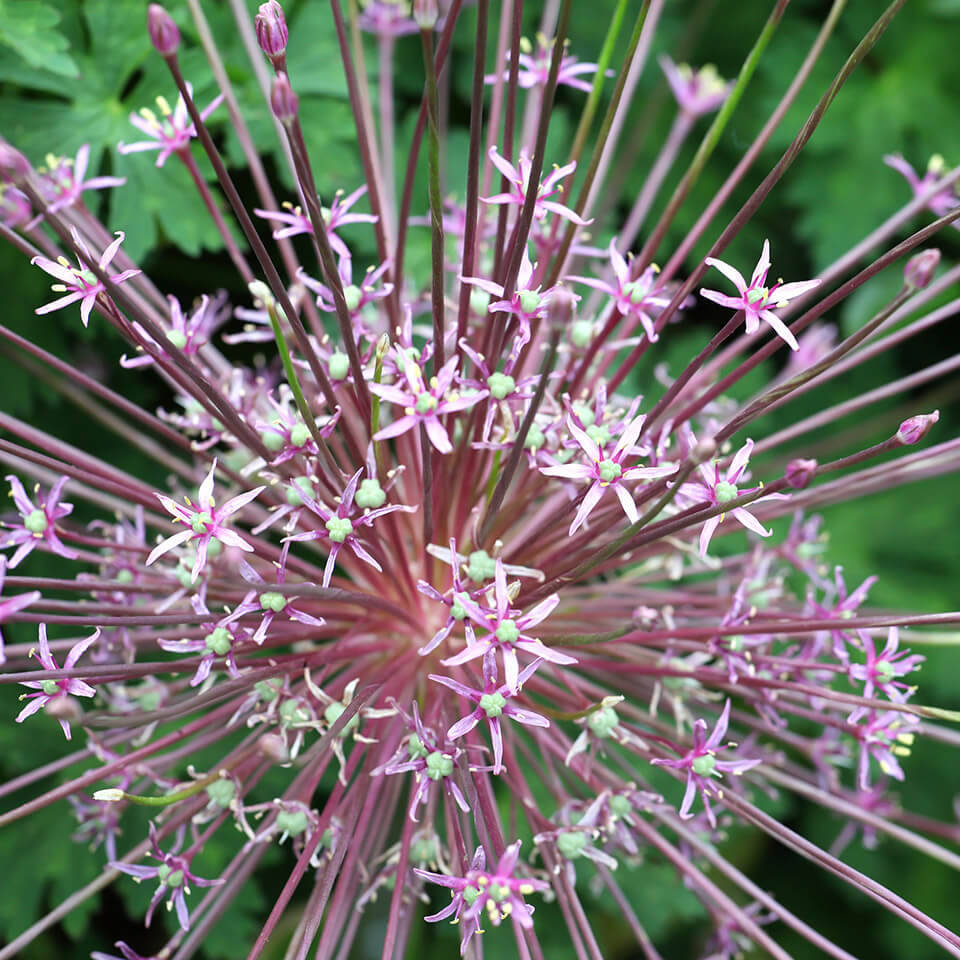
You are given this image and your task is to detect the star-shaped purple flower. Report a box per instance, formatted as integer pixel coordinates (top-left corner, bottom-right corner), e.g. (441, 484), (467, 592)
(416, 841), (548, 955)
(440, 559), (574, 692)
(147, 460), (265, 582)
(700, 240), (820, 350)
(370, 351), (482, 454)
(17, 624), (100, 739)
(430, 649), (549, 774)
(1, 474), (79, 567)
(542, 413), (677, 534)
(651, 700), (761, 827)
(32, 229), (139, 328)
(118, 85), (223, 167)
(284, 468), (413, 587)
(111, 823), (222, 930)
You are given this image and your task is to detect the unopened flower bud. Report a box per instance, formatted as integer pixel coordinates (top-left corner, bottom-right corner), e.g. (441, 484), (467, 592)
(413, 0), (440, 28)
(904, 249), (940, 291)
(93, 788), (126, 803)
(255, 1), (288, 63)
(546, 286), (577, 331)
(0, 142), (30, 179)
(45, 695), (82, 724)
(785, 457), (817, 489)
(270, 73), (299, 123)
(248, 280), (275, 308)
(257, 732), (289, 764)
(376, 333), (391, 359)
(147, 4), (180, 56)
(691, 437), (717, 465)
(896, 410), (939, 446)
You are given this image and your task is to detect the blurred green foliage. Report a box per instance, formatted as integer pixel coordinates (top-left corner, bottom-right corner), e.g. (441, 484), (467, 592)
(1, 1), (959, 958)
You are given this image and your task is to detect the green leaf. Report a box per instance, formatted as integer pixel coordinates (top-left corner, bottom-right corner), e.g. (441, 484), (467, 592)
(0, 0), (79, 78)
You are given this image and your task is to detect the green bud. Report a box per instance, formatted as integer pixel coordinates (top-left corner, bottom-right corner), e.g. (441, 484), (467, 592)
(587, 706), (619, 738)
(518, 290), (541, 314)
(279, 698), (309, 726)
(329, 352), (350, 381)
(261, 429), (286, 452)
(41, 679), (60, 696)
(598, 459), (622, 483)
(480, 691), (507, 717)
(139, 687), (164, 711)
(355, 477), (386, 509)
(462, 884), (482, 906)
(289, 423), (311, 448)
(557, 831), (588, 860)
(425, 751), (453, 780)
(745, 287), (768, 305)
(415, 393), (438, 415)
(410, 834), (436, 863)
(325, 516), (354, 543)
(571, 320), (593, 348)
(470, 289), (490, 314)
(343, 284), (363, 313)
(115, 569), (134, 584)
(205, 627), (232, 656)
(692, 754), (717, 777)
(714, 480), (738, 504)
(206, 779), (236, 807)
(467, 549), (496, 583)
(276, 809), (310, 836)
(286, 477), (313, 506)
(191, 510), (213, 534)
(408, 733), (428, 759)
(165, 868), (184, 888)
(166, 329), (188, 349)
(487, 372), (516, 400)
(622, 280), (646, 306)
(24, 510), (48, 534)
(609, 794), (632, 818)
(259, 591), (287, 613)
(523, 424), (545, 450)
(875, 660), (897, 681)
(495, 619), (520, 644)
(572, 403), (595, 427)
(324, 700), (359, 734)
(255, 678), (281, 702)
(586, 424), (611, 447)
(487, 881), (510, 903)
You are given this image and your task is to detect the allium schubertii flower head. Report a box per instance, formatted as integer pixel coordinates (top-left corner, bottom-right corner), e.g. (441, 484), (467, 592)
(2, 2), (960, 958)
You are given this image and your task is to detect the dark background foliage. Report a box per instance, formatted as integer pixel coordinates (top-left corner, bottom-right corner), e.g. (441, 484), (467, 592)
(1, 0), (958, 957)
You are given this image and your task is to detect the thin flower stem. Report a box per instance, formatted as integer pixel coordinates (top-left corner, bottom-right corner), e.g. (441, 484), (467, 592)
(162, 56), (348, 444)
(658, 0), (848, 286)
(178, 148), (254, 283)
(329, 0), (404, 330)
(393, 0), (463, 291)
(634, 0), (790, 272)
(545, 0), (656, 287)
(479, 326), (562, 546)
(488, 0), (572, 365)
(455, 0), (490, 354)
(567, 0), (631, 168)
(265, 298), (344, 478)
(615, 0), (910, 396)
(722, 792), (960, 956)
(420, 26), (446, 373)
